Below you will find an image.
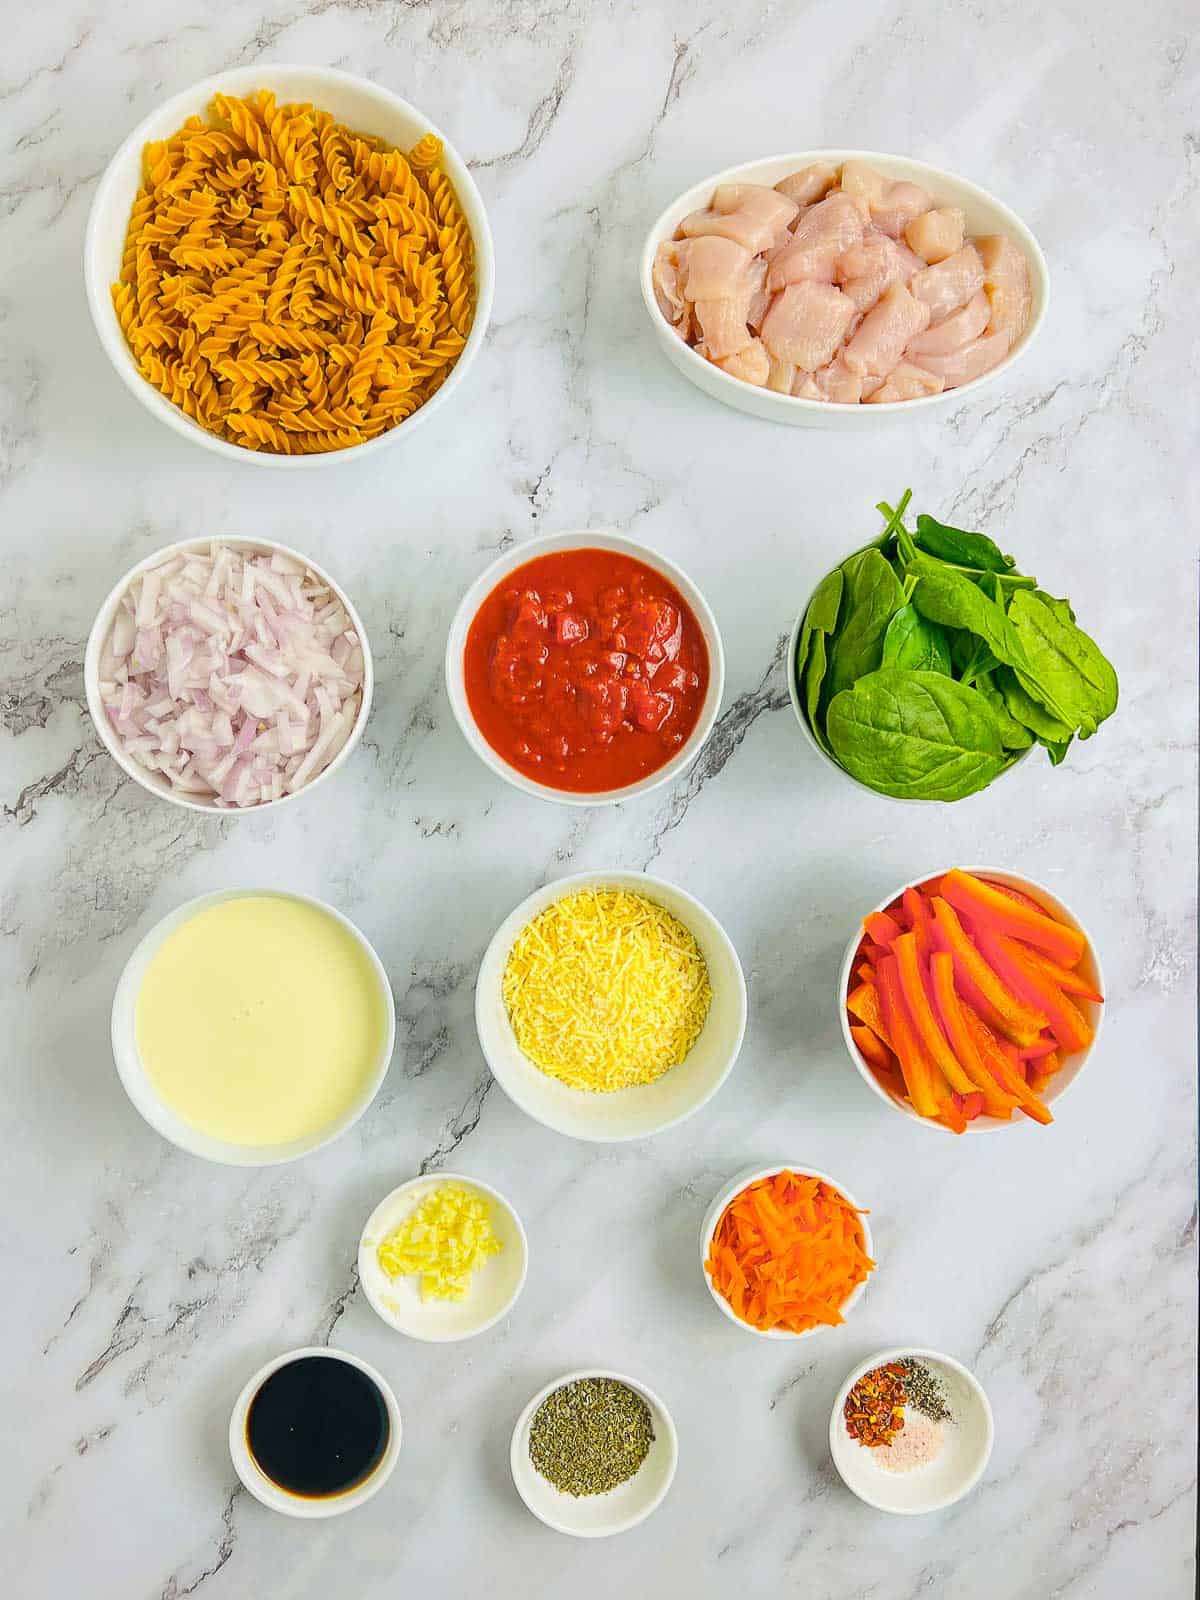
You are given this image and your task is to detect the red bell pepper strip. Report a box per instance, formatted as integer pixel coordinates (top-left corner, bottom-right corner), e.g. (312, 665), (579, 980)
(928, 950), (1016, 1119)
(929, 896), (1047, 1046)
(876, 955), (942, 1120)
(893, 933), (975, 1095)
(962, 1007), (1053, 1124)
(940, 869), (1087, 968)
(864, 911), (902, 946)
(970, 927), (1094, 1055)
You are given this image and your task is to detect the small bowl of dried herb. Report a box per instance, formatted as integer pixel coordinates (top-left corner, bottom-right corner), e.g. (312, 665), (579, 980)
(829, 1346), (994, 1514)
(510, 1369), (678, 1537)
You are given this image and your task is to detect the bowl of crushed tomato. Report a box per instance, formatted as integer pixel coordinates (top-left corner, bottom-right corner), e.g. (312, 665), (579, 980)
(446, 532), (724, 803)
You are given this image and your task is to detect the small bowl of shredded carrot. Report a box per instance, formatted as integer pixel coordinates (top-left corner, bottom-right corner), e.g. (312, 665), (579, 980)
(700, 1165), (875, 1339)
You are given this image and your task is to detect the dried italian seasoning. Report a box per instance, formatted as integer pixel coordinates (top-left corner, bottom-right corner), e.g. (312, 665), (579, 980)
(528, 1377), (654, 1496)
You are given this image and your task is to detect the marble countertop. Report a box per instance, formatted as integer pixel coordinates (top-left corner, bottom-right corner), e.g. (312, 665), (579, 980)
(2, 2), (1196, 1595)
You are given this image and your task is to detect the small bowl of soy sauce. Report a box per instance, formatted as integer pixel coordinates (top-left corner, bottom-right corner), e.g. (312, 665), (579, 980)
(230, 1346), (402, 1518)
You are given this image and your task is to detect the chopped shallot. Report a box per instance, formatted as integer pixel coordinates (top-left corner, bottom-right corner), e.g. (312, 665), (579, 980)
(99, 543), (365, 808)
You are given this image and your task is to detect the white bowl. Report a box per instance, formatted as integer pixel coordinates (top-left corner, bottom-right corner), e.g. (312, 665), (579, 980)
(444, 529), (726, 806)
(476, 869), (746, 1142)
(358, 1172), (528, 1341)
(84, 535), (373, 814)
(84, 63), (494, 468)
(639, 149), (1048, 426)
(510, 1368), (678, 1537)
(112, 888), (396, 1164)
(839, 866), (1104, 1134)
(699, 1163), (874, 1340)
(830, 1346), (994, 1514)
(229, 1346), (402, 1518)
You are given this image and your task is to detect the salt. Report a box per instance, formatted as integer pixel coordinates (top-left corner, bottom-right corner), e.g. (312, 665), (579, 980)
(876, 1412), (944, 1473)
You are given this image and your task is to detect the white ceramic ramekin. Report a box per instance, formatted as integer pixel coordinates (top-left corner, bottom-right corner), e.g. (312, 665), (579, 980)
(111, 887), (396, 1165)
(84, 535), (373, 814)
(639, 150), (1048, 426)
(475, 868), (746, 1142)
(510, 1368), (678, 1537)
(230, 1346), (402, 1518)
(445, 529), (726, 805)
(84, 64), (494, 468)
(838, 866), (1104, 1133)
(699, 1163), (874, 1340)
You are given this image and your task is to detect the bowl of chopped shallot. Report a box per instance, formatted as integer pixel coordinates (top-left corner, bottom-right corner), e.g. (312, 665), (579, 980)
(639, 151), (1048, 426)
(85, 536), (373, 812)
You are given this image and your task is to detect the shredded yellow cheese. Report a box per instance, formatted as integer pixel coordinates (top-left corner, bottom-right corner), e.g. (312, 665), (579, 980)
(376, 1182), (502, 1301)
(502, 887), (712, 1092)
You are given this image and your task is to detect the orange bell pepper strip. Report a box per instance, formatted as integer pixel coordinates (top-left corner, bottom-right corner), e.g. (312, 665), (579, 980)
(902, 888), (935, 959)
(892, 933), (976, 1095)
(846, 980), (892, 1050)
(962, 1007), (1053, 1124)
(1018, 1035), (1058, 1060)
(928, 950), (1016, 1119)
(850, 1022), (894, 1073)
(1017, 946), (1104, 1004)
(970, 927), (1094, 1055)
(876, 955), (942, 1120)
(864, 911), (902, 946)
(940, 869), (1087, 968)
(1027, 1049), (1061, 1095)
(929, 896), (1047, 1046)
(936, 1097), (968, 1135)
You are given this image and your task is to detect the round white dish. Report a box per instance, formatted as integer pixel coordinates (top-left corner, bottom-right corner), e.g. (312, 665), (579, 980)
(111, 887), (396, 1165)
(475, 869), (746, 1141)
(445, 529), (726, 806)
(358, 1172), (528, 1341)
(839, 865), (1104, 1134)
(639, 149), (1048, 427)
(510, 1368), (678, 1537)
(84, 534), (373, 815)
(229, 1346), (402, 1518)
(84, 63), (494, 468)
(699, 1163), (874, 1340)
(829, 1346), (993, 1514)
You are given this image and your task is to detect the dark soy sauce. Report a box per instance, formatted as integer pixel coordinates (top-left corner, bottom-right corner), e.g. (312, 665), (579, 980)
(246, 1355), (389, 1498)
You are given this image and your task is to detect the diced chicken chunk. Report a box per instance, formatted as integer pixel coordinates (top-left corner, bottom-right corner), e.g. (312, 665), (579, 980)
(907, 290), (991, 358)
(716, 339), (770, 386)
(680, 183), (800, 254)
(774, 163), (838, 207)
(839, 160), (887, 208)
(767, 192), (866, 290)
(761, 282), (856, 371)
(652, 242), (685, 325)
(766, 355), (797, 393)
(910, 244), (985, 321)
(905, 207), (966, 264)
(977, 235), (1032, 341)
(745, 259), (771, 330)
(870, 181), (932, 239)
(674, 235), (754, 301)
(813, 354), (864, 404)
(791, 372), (824, 398)
(835, 229), (923, 313)
(911, 331), (1012, 388)
(693, 297), (753, 359)
(866, 362), (946, 402)
(842, 281), (930, 378)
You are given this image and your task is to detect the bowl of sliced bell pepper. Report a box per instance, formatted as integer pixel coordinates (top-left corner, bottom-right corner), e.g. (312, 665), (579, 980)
(840, 867), (1104, 1134)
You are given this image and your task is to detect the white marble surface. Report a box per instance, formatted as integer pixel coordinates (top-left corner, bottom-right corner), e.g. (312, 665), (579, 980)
(2, 2), (1196, 1595)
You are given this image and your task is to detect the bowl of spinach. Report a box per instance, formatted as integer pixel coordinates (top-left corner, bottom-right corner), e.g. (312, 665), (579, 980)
(790, 492), (1119, 802)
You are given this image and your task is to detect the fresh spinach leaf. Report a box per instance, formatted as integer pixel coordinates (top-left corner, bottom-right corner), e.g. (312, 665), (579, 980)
(948, 629), (1000, 685)
(907, 556), (1034, 680)
(913, 514), (1015, 574)
(825, 668), (1010, 801)
(881, 604), (952, 675)
(995, 668), (1076, 745)
(795, 567), (844, 746)
(823, 549), (904, 706)
(1007, 589), (1118, 740)
(974, 672), (1035, 749)
(804, 632), (836, 756)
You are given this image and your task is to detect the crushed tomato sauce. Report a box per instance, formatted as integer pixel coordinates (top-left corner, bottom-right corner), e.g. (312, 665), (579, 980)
(464, 548), (709, 793)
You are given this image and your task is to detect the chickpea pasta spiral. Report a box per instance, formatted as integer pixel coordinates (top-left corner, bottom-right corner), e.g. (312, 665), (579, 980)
(110, 91), (476, 454)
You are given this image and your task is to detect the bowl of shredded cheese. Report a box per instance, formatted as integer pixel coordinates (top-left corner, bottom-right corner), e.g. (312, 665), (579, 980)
(358, 1172), (528, 1341)
(475, 870), (747, 1141)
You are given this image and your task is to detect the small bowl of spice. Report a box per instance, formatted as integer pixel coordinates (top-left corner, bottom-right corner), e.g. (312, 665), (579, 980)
(510, 1369), (678, 1537)
(830, 1346), (994, 1514)
(358, 1173), (528, 1342)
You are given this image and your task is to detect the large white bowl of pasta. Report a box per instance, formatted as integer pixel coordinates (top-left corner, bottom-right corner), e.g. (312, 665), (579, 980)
(84, 64), (494, 467)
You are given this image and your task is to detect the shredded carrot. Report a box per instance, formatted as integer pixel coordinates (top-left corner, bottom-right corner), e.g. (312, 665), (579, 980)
(705, 1170), (874, 1334)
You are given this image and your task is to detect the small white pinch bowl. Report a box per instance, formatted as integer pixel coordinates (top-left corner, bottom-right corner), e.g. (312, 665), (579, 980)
(230, 1346), (402, 1518)
(510, 1368), (678, 1538)
(358, 1172), (528, 1342)
(85, 63), (493, 467)
(476, 869), (746, 1142)
(84, 535), (373, 814)
(700, 1164), (874, 1340)
(112, 888), (395, 1165)
(839, 866), (1104, 1134)
(830, 1346), (993, 1514)
(444, 529), (725, 806)
(640, 149), (1048, 427)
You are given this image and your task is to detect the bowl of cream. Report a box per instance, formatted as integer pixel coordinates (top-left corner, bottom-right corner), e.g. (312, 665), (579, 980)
(112, 889), (395, 1164)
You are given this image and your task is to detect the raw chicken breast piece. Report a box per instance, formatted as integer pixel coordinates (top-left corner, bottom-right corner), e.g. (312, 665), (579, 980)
(766, 355), (797, 393)
(745, 259), (771, 330)
(912, 330), (1011, 388)
(652, 242), (685, 324)
(774, 163), (838, 207)
(866, 362), (945, 403)
(870, 181), (932, 239)
(767, 193), (866, 290)
(977, 235), (1032, 341)
(674, 236), (754, 301)
(905, 207), (965, 264)
(835, 230), (923, 313)
(842, 281), (931, 378)
(907, 290), (991, 358)
(839, 160), (887, 207)
(694, 296), (753, 359)
(716, 339), (771, 386)
(791, 372), (824, 398)
(680, 184), (799, 254)
(761, 281), (856, 371)
(813, 354), (864, 404)
(910, 244), (985, 321)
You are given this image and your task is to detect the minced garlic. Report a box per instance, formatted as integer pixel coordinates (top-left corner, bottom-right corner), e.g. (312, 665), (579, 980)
(377, 1182), (502, 1301)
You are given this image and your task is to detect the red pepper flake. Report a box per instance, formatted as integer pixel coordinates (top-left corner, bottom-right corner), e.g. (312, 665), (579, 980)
(843, 1361), (908, 1448)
